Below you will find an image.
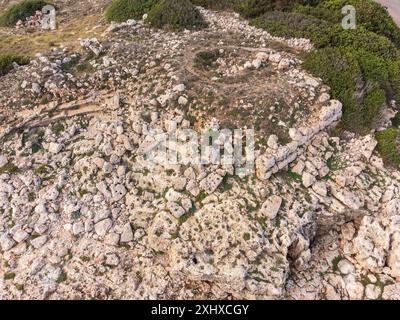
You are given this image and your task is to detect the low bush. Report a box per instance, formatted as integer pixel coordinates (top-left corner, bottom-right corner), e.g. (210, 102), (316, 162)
(251, 11), (327, 40)
(238, 0), (295, 18)
(105, 0), (158, 22)
(302, 48), (365, 131)
(146, 0), (206, 30)
(190, 0), (242, 10)
(0, 0), (49, 27)
(361, 88), (386, 128)
(295, 0), (400, 47)
(0, 54), (30, 77)
(376, 128), (400, 167)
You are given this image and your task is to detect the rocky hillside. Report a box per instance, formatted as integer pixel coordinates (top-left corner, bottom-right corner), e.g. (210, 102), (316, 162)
(1, 0), (400, 300)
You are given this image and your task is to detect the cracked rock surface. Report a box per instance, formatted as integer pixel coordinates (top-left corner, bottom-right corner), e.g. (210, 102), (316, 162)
(0, 6), (400, 300)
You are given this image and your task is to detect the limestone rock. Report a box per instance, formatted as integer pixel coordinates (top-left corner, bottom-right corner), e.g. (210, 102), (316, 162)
(260, 195), (282, 219)
(94, 219), (113, 237)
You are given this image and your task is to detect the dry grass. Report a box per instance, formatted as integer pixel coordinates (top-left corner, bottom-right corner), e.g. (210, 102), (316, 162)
(0, 14), (106, 56)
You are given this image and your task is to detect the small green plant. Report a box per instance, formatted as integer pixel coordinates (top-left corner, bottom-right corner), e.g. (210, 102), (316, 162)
(15, 284), (24, 291)
(392, 112), (400, 127)
(0, 0), (49, 27)
(0, 162), (19, 174)
(80, 256), (91, 262)
(195, 190), (207, 203)
(146, 0), (207, 31)
(243, 232), (251, 241)
(51, 122), (65, 135)
(0, 54), (30, 77)
(331, 256), (343, 273)
(28, 192), (36, 202)
(4, 272), (16, 280)
(56, 272), (67, 283)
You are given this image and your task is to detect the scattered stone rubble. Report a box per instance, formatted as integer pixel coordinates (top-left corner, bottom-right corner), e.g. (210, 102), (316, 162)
(0, 7), (399, 300)
(15, 10), (45, 30)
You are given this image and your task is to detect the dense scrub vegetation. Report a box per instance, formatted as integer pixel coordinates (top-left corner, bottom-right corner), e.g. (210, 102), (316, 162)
(190, 0), (400, 165)
(105, 0), (158, 22)
(376, 128), (400, 168)
(191, 0), (242, 10)
(0, 0), (49, 27)
(106, 0), (206, 30)
(147, 0), (206, 30)
(0, 54), (30, 76)
(250, 0), (400, 135)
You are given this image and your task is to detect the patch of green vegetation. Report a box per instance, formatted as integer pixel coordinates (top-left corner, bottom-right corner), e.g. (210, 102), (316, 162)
(195, 190), (207, 204)
(15, 284), (24, 291)
(0, 162), (19, 174)
(105, 0), (158, 22)
(243, 232), (251, 241)
(0, 54), (30, 77)
(79, 189), (89, 197)
(0, 0), (50, 27)
(239, 0), (298, 18)
(178, 211), (193, 225)
(4, 272), (16, 280)
(147, 0), (207, 31)
(170, 231), (179, 239)
(249, 0), (400, 134)
(34, 164), (51, 175)
(294, 0), (400, 47)
(56, 272), (67, 283)
(80, 256), (91, 262)
(218, 175), (233, 192)
(331, 255), (342, 273)
(191, 0), (242, 10)
(393, 112), (400, 128)
(286, 168), (302, 182)
(71, 210), (81, 220)
(51, 122), (65, 135)
(376, 128), (400, 168)
(28, 192), (36, 202)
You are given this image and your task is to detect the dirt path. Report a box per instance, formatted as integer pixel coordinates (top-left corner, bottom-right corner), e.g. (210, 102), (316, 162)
(375, 0), (400, 26)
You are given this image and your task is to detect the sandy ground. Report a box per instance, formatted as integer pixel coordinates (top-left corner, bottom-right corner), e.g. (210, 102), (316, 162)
(375, 0), (400, 26)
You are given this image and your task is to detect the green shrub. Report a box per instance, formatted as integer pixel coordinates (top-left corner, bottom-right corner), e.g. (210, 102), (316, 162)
(356, 50), (389, 84)
(296, 0), (400, 47)
(303, 48), (364, 131)
(0, 0), (49, 27)
(251, 11), (328, 40)
(392, 112), (400, 127)
(238, 0), (295, 18)
(0, 54), (30, 77)
(328, 26), (399, 61)
(147, 0), (206, 30)
(238, 0), (322, 18)
(376, 128), (400, 167)
(388, 60), (400, 103)
(362, 88), (385, 128)
(254, 14), (399, 60)
(190, 0), (242, 10)
(105, 0), (158, 22)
